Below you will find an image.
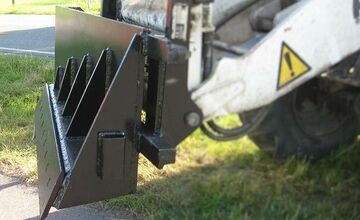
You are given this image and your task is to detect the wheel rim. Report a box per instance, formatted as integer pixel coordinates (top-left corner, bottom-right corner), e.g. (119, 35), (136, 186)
(290, 80), (351, 138)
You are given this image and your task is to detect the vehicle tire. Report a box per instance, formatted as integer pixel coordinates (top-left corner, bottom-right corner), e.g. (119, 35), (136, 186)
(240, 79), (359, 160)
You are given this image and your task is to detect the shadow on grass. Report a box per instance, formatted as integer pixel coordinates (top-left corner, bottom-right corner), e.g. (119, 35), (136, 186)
(107, 141), (360, 220)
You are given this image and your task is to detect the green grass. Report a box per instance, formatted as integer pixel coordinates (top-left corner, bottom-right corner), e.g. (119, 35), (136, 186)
(0, 0), (101, 15)
(0, 54), (359, 219)
(0, 54), (53, 182)
(104, 135), (360, 220)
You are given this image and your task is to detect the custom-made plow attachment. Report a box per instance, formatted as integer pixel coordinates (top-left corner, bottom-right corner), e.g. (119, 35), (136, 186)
(34, 7), (201, 219)
(34, 1), (360, 219)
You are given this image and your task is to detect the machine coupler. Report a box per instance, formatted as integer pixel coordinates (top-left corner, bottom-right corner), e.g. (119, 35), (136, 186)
(34, 7), (201, 220)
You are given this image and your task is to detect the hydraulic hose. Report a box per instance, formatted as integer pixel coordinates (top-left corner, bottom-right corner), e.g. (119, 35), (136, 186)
(200, 104), (272, 141)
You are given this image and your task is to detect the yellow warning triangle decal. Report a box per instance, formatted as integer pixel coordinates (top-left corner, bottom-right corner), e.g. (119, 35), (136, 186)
(278, 43), (311, 89)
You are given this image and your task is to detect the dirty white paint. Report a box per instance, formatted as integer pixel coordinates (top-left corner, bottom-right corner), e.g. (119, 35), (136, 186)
(192, 0), (360, 119)
(171, 3), (189, 41)
(187, 4), (203, 91)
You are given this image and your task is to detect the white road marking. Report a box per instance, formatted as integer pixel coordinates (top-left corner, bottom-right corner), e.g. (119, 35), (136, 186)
(0, 47), (54, 57)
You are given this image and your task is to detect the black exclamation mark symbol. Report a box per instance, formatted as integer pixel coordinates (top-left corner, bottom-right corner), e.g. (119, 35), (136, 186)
(285, 52), (295, 77)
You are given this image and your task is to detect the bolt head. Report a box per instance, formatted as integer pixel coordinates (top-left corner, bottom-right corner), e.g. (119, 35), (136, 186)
(185, 112), (201, 127)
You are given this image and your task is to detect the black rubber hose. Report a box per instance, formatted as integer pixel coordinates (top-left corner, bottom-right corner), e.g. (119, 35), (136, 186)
(200, 104), (272, 141)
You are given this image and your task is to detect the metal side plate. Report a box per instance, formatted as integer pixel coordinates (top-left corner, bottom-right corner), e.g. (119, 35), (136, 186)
(34, 84), (65, 220)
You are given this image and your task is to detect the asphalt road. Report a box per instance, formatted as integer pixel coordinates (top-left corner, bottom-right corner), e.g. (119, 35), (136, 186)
(0, 15), (55, 56)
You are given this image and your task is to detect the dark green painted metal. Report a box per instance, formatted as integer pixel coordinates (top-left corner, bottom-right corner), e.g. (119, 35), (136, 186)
(55, 34), (144, 209)
(34, 6), (202, 219)
(34, 85), (65, 220)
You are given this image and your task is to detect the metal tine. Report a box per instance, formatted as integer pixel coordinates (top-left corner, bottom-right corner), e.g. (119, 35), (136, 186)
(54, 66), (64, 90)
(58, 57), (77, 101)
(62, 54), (93, 117)
(66, 48), (113, 137)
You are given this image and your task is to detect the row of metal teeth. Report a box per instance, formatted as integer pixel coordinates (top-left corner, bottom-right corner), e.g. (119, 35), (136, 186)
(54, 48), (115, 138)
